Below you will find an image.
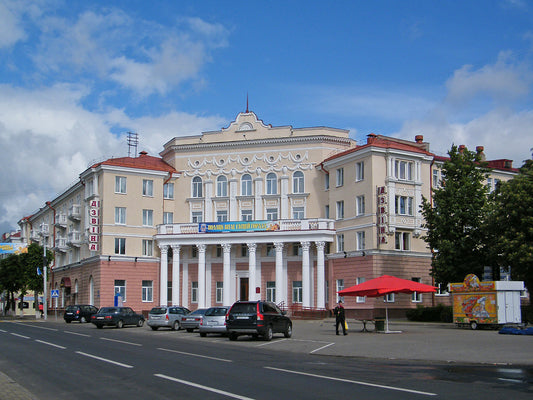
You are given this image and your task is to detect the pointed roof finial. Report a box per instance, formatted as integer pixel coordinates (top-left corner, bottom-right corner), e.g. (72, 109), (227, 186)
(246, 93), (249, 113)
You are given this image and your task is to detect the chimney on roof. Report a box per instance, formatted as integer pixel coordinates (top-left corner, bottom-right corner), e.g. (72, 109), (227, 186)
(476, 146), (486, 161)
(367, 133), (377, 144)
(415, 135), (424, 143)
(139, 151), (148, 157)
(458, 145), (466, 153)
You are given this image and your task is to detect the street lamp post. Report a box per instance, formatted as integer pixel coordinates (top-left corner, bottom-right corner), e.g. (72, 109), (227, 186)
(41, 224), (48, 321)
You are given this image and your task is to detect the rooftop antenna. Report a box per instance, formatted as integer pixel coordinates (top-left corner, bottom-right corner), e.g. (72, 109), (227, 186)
(246, 93), (249, 113)
(127, 132), (139, 157)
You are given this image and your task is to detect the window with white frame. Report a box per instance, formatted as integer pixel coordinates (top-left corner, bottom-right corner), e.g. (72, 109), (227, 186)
(217, 175), (228, 197)
(336, 234), (344, 252)
(411, 278), (422, 302)
(336, 168), (344, 187)
(325, 204), (329, 219)
(395, 232), (411, 251)
(293, 281), (302, 303)
(241, 174), (252, 196)
(216, 244), (222, 258)
(394, 160), (413, 181)
(355, 161), (364, 181)
(241, 210), (253, 221)
(192, 211), (203, 223)
(293, 171), (304, 193)
(115, 176), (127, 194)
(142, 239), (153, 256)
(266, 243), (275, 257)
(336, 201), (344, 220)
(395, 195), (414, 215)
(191, 282), (198, 303)
(114, 280), (126, 301)
(163, 212), (173, 224)
(356, 277), (366, 303)
(115, 207), (126, 224)
(384, 293), (395, 302)
(163, 182), (174, 199)
(241, 244), (248, 257)
(266, 208), (278, 221)
(436, 282), (449, 296)
(292, 243), (302, 256)
(356, 231), (365, 250)
(142, 179), (153, 196)
(217, 210), (228, 222)
(115, 238), (126, 255)
(356, 195), (365, 215)
(142, 209), (153, 226)
(266, 281), (276, 302)
(142, 280), (153, 302)
(336, 279), (344, 302)
(324, 174), (330, 190)
(433, 169), (440, 188)
(216, 282), (223, 303)
(266, 172), (278, 194)
(192, 176), (203, 198)
(292, 206), (304, 219)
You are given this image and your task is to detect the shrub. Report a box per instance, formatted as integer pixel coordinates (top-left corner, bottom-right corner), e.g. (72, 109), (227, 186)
(406, 304), (452, 322)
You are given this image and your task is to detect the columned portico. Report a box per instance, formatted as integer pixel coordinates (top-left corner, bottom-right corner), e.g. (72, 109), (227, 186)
(171, 245), (180, 305)
(159, 245), (168, 306)
(247, 243), (257, 301)
(197, 244), (206, 308)
(301, 241), (311, 308)
(222, 243), (232, 306)
(274, 242), (284, 304)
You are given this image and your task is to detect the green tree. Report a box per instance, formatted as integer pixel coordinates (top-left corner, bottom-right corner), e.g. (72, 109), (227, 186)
(0, 254), (25, 314)
(421, 145), (491, 286)
(485, 159), (533, 301)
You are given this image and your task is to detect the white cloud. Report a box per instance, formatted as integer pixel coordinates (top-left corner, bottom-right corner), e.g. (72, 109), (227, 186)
(0, 0), (28, 48)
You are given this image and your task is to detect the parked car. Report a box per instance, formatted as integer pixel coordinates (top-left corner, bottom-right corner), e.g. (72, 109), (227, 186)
(91, 307), (145, 329)
(64, 305), (99, 323)
(148, 306), (191, 331)
(199, 306), (229, 337)
(225, 300), (292, 341)
(181, 308), (208, 332)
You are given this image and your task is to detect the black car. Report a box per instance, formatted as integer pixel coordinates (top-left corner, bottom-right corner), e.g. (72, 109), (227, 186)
(225, 300), (292, 341)
(64, 305), (99, 323)
(91, 306), (145, 329)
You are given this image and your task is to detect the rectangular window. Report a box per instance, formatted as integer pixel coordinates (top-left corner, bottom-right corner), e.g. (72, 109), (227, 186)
(114, 280), (126, 301)
(115, 176), (127, 194)
(142, 280), (153, 302)
(163, 183), (174, 199)
(292, 206), (304, 219)
(192, 212), (203, 223)
(325, 204), (330, 219)
(266, 243), (275, 257)
(433, 169), (440, 188)
(356, 277), (366, 303)
(292, 243), (302, 256)
(395, 232), (410, 251)
(191, 246), (198, 258)
(191, 282), (198, 303)
(356, 231), (365, 250)
(395, 160), (413, 181)
(336, 234), (344, 252)
(142, 179), (154, 196)
(395, 196), (414, 216)
(384, 293), (395, 303)
(142, 209), (153, 226)
(142, 239), (153, 256)
(266, 208), (278, 221)
(241, 210), (253, 221)
(216, 244), (222, 258)
(355, 161), (364, 181)
(266, 281), (276, 302)
(356, 195), (365, 215)
(411, 277), (422, 302)
(216, 282), (223, 303)
(436, 283), (449, 296)
(293, 281), (302, 303)
(336, 201), (344, 220)
(115, 207), (126, 224)
(241, 244), (249, 257)
(163, 212), (173, 224)
(336, 279), (344, 302)
(336, 168), (344, 187)
(217, 210), (228, 222)
(324, 174), (330, 190)
(114, 238), (126, 255)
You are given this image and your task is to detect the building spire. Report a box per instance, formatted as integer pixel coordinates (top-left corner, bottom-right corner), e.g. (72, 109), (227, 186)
(246, 93), (249, 113)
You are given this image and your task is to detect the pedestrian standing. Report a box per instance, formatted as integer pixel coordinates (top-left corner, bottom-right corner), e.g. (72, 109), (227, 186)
(334, 300), (347, 335)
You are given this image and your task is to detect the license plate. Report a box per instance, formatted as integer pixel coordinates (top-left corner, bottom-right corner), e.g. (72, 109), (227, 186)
(208, 321), (219, 326)
(236, 316), (248, 319)
(96, 316), (104, 320)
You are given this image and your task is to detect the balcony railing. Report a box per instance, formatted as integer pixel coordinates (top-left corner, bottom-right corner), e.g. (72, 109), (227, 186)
(54, 237), (68, 252)
(67, 231), (82, 246)
(54, 214), (68, 228)
(68, 204), (81, 221)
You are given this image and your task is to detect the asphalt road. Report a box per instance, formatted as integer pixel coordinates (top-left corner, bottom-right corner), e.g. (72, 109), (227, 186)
(0, 319), (532, 400)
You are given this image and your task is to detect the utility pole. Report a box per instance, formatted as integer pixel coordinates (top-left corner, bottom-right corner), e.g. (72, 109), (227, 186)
(41, 224), (48, 321)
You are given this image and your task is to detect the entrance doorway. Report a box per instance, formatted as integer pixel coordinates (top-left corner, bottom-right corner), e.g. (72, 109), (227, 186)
(239, 278), (249, 301)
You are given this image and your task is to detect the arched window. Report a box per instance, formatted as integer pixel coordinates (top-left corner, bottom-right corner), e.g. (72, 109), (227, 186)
(266, 172), (277, 195)
(192, 176), (203, 198)
(217, 175), (228, 197)
(293, 171), (304, 193)
(241, 174), (252, 196)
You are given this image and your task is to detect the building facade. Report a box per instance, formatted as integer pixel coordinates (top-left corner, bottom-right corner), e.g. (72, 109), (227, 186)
(18, 111), (518, 318)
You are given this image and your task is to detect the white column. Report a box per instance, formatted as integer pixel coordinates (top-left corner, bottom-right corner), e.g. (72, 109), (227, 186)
(222, 243), (232, 306)
(301, 241), (311, 308)
(274, 242), (284, 305)
(280, 171), (289, 219)
(159, 245), (169, 306)
(182, 262), (189, 307)
(247, 243), (257, 301)
(316, 241), (325, 309)
(171, 245), (181, 306)
(197, 244), (206, 308)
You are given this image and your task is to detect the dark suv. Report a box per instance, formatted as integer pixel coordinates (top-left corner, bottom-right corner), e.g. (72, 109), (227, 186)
(64, 305), (99, 323)
(225, 301), (292, 341)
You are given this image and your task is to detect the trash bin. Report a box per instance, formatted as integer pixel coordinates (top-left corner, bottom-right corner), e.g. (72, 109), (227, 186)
(375, 318), (385, 332)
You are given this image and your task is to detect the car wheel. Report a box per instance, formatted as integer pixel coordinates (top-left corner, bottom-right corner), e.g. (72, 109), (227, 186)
(470, 321), (478, 330)
(151, 326), (159, 331)
(80, 317), (86, 323)
(200, 332), (207, 337)
(116, 320), (124, 329)
(172, 321), (179, 331)
(186, 328), (194, 333)
(284, 323), (292, 338)
(137, 319), (144, 327)
(229, 332), (238, 341)
(264, 325), (273, 341)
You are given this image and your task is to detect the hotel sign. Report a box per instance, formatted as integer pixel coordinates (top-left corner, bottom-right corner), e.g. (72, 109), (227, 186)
(88, 200), (100, 251)
(376, 186), (387, 245)
(199, 221), (279, 233)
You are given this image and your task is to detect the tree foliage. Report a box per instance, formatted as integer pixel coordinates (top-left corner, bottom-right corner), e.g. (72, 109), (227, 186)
(421, 145), (490, 286)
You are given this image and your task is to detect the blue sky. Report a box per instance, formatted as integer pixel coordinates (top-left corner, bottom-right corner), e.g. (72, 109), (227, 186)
(1, 0), (532, 234)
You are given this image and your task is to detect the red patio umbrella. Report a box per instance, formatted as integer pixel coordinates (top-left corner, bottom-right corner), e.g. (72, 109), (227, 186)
(337, 275), (437, 333)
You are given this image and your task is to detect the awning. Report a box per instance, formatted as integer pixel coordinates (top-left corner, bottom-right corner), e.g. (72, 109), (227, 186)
(60, 277), (71, 288)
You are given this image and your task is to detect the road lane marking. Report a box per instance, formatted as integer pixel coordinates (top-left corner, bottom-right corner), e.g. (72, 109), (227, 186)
(100, 337), (142, 346)
(35, 340), (66, 349)
(155, 373), (254, 400)
(64, 331), (91, 337)
(310, 342), (335, 354)
(76, 351), (134, 368)
(0, 329), (7, 333)
(157, 347), (232, 363)
(255, 338), (288, 347)
(264, 366), (437, 396)
(16, 323), (58, 331)
(10, 333), (30, 339)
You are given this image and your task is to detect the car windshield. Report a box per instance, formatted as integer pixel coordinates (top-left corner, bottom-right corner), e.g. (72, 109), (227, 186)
(65, 306), (78, 312)
(190, 309), (207, 316)
(99, 307), (118, 313)
(230, 303), (256, 314)
(205, 307), (228, 316)
(150, 307), (167, 315)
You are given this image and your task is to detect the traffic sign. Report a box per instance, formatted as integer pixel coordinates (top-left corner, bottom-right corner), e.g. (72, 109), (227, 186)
(51, 290), (60, 298)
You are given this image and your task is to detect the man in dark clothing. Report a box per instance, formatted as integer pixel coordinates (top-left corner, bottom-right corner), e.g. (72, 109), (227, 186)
(334, 300), (347, 335)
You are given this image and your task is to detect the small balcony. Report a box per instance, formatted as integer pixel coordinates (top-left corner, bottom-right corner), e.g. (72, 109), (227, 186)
(68, 205), (81, 221)
(54, 214), (68, 228)
(54, 237), (68, 252)
(67, 231), (82, 247)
